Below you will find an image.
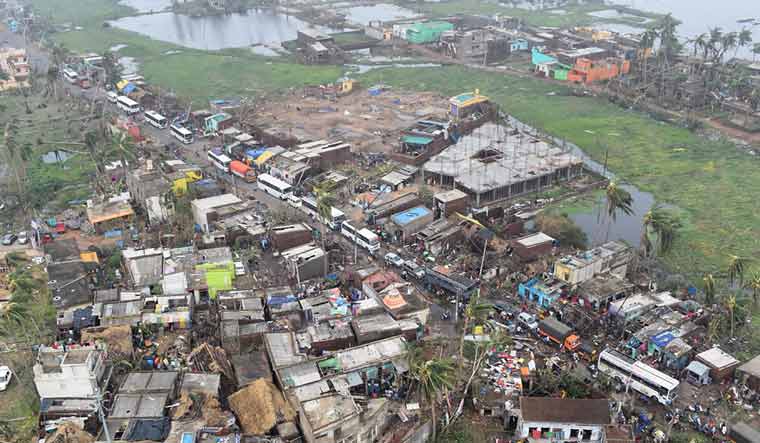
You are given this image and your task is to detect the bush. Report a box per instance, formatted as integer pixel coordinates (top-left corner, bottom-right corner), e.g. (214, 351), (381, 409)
(535, 212), (587, 249)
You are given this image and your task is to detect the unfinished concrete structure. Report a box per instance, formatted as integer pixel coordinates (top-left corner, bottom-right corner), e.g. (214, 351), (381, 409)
(423, 122), (583, 207)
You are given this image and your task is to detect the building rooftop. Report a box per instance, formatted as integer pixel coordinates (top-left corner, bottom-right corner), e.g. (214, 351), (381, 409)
(556, 240), (629, 270)
(265, 332), (308, 368)
(110, 393), (169, 419)
(737, 354), (760, 378)
(696, 347), (739, 370)
(191, 193), (242, 211)
(301, 395), (360, 432)
(434, 188), (468, 203)
(515, 232), (555, 248)
(391, 206), (432, 226)
(120, 371), (179, 394)
(520, 397), (610, 425)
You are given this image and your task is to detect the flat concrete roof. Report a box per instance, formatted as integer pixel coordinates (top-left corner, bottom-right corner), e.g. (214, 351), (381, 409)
(191, 193), (241, 211)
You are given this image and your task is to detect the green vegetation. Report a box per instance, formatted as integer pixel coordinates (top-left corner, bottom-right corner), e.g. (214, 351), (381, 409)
(31, 0), (133, 25)
(359, 65), (759, 278)
(413, 0), (659, 28)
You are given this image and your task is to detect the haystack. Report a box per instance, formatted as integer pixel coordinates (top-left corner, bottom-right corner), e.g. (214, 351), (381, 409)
(228, 379), (295, 435)
(46, 422), (95, 443)
(81, 325), (134, 357)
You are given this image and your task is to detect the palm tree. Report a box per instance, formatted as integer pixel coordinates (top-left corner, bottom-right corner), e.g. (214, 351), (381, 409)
(657, 14), (681, 66)
(639, 27), (658, 84)
(313, 180), (337, 276)
(725, 294), (737, 338)
(726, 254), (749, 287)
(736, 28), (753, 58)
(408, 349), (455, 442)
(457, 290), (492, 372)
(744, 273), (760, 308)
(641, 205), (681, 258)
(605, 181), (634, 222)
(703, 273), (716, 305)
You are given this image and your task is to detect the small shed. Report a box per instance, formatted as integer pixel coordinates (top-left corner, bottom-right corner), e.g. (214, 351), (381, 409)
(512, 232), (555, 260)
(390, 206), (434, 241)
(685, 360), (711, 385)
(695, 347), (739, 382)
(736, 354), (760, 390)
(434, 189), (468, 218)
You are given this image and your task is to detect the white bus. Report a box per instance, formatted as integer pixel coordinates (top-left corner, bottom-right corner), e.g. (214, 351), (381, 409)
(170, 124), (194, 144)
(117, 96), (140, 115)
(144, 110), (168, 129)
(62, 68), (79, 83)
(207, 149), (232, 172)
(341, 222), (380, 254)
(302, 197), (345, 230)
(597, 349), (679, 405)
(257, 173), (292, 200)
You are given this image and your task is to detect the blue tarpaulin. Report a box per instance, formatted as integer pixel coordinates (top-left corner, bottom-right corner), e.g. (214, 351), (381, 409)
(120, 82), (136, 94)
(104, 229), (123, 238)
(650, 331), (675, 348)
(267, 295), (297, 306)
(245, 148), (266, 160)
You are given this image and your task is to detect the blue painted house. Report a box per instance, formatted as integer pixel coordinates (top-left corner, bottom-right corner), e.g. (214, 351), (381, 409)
(510, 38), (529, 53)
(518, 276), (567, 308)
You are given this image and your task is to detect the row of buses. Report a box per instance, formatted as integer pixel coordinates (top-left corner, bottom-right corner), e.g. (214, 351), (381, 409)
(109, 94), (194, 145)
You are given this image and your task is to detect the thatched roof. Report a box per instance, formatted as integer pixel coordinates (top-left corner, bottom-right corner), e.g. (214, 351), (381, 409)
(81, 325), (134, 357)
(228, 379), (295, 435)
(45, 422), (95, 443)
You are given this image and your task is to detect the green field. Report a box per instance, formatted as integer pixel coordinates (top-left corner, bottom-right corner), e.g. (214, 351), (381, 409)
(360, 65), (760, 278)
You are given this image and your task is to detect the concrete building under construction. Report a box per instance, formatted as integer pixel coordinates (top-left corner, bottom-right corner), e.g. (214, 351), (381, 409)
(423, 122), (583, 207)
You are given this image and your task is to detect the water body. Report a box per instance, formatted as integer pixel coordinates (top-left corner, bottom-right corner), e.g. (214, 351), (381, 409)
(609, 0), (760, 59)
(41, 150), (74, 164)
(508, 117), (654, 247)
(119, 0), (173, 13)
(346, 63), (441, 74)
(110, 10), (337, 50)
(342, 4), (420, 26)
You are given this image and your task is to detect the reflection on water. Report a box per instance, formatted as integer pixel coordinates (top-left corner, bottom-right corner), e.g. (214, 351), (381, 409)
(110, 10), (337, 50)
(41, 150), (74, 164)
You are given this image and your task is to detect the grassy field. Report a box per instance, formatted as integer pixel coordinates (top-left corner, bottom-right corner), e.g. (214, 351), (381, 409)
(412, 0), (660, 28)
(360, 65), (760, 278)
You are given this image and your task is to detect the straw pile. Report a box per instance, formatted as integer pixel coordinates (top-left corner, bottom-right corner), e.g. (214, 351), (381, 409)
(45, 422), (95, 443)
(228, 379), (295, 435)
(81, 325), (134, 357)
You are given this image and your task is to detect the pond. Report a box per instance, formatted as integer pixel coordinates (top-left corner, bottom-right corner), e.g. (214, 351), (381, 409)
(41, 150), (74, 164)
(509, 117), (655, 248)
(341, 4), (420, 26)
(109, 10), (337, 50)
(119, 0), (173, 13)
(587, 9), (653, 24)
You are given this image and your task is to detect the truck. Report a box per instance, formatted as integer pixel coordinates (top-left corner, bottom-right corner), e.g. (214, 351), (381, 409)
(538, 317), (580, 351)
(229, 160), (256, 183)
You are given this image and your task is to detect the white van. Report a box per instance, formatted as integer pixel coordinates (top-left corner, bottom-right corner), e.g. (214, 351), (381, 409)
(106, 91), (118, 103)
(287, 194), (302, 208)
(518, 312), (539, 331)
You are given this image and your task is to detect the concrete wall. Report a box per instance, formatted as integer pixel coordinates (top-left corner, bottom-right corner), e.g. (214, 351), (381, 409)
(518, 421), (604, 442)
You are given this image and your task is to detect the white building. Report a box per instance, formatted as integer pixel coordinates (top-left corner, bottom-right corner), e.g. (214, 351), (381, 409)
(191, 193), (242, 233)
(515, 397), (611, 442)
(553, 241), (632, 285)
(33, 345), (107, 400)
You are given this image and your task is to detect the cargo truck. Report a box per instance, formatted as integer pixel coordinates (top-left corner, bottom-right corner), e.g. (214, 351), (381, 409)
(229, 160), (256, 183)
(538, 317), (580, 351)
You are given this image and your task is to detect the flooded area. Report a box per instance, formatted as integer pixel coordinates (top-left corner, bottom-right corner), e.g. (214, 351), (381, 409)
(109, 10), (337, 50)
(346, 63), (441, 74)
(119, 0), (173, 13)
(41, 150), (74, 164)
(588, 9), (652, 24)
(118, 56), (140, 75)
(341, 4), (420, 26)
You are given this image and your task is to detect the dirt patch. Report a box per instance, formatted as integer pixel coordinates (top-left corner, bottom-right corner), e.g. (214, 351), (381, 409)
(228, 378), (295, 435)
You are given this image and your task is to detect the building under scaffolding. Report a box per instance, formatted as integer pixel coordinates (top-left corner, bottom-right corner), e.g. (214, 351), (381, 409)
(423, 122), (583, 207)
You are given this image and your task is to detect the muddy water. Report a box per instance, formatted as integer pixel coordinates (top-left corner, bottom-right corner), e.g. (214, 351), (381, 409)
(342, 4), (420, 26)
(110, 10), (337, 50)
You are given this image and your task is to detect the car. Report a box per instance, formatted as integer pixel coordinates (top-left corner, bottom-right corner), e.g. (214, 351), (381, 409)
(234, 261), (246, 277)
(106, 91), (118, 103)
(0, 366), (13, 391)
(287, 194), (302, 208)
(402, 261), (426, 280)
(17, 231), (28, 245)
(518, 312), (539, 331)
(384, 252), (405, 268)
(1, 234), (17, 245)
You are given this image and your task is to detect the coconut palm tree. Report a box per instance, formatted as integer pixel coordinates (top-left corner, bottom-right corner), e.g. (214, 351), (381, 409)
(605, 181), (634, 222)
(313, 179), (337, 276)
(744, 273), (760, 308)
(641, 205), (681, 258)
(657, 14), (681, 65)
(703, 273), (716, 305)
(725, 294), (737, 338)
(726, 254), (750, 287)
(457, 290), (492, 372)
(408, 349), (455, 442)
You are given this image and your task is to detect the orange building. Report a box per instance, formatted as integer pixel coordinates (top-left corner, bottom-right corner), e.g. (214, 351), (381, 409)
(567, 57), (631, 84)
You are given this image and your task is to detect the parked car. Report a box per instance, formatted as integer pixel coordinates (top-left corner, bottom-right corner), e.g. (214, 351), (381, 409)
(1, 234), (17, 245)
(106, 91), (118, 103)
(384, 252), (405, 268)
(402, 261), (426, 280)
(17, 231), (28, 245)
(0, 366), (13, 391)
(518, 312), (539, 331)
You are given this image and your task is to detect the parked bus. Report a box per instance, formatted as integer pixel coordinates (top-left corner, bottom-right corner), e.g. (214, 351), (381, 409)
(62, 68), (78, 84)
(170, 124), (194, 144)
(597, 349), (679, 405)
(207, 149), (231, 172)
(302, 197), (345, 230)
(341, 222), (380, 254)
(257, 173), (292, 200)
(117, 96), (140, 115)
(144, 110), (168, 129)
